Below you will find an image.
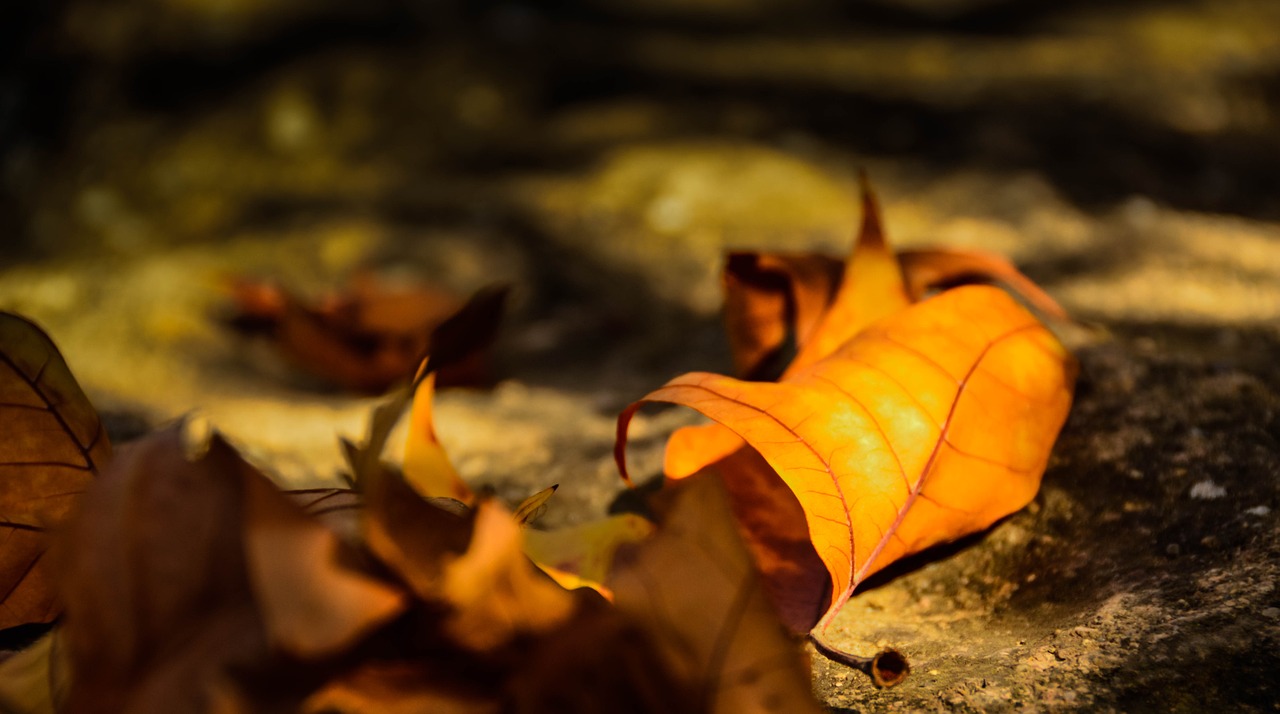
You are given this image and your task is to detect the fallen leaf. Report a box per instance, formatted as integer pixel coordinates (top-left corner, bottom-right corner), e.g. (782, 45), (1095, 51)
(608, 472), (824, 714)
(403, 372), (474, 503)
(512, 484), (558, 526)
(621, 286), (1075, 631)
(55, 424), (271, 713)
(651, 180), (907, 489)
(225, 276), (506, 392)
(721, 252), (839, 381)
(717, 195), (1066, 382)
(242, 472), (407, 659)
(697, 449), (830, 634)
(618, 180), (1076, 634)
(523, 513), (655, 597)
(0, 312), (111, 629)
(439, 500), (576, 652)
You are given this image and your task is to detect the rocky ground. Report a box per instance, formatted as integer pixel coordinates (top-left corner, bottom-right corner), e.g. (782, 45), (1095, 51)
(1, 0), (1278, 710)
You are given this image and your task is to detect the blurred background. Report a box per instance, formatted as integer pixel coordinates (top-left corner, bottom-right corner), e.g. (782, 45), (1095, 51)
(4, 0), (1279, 278)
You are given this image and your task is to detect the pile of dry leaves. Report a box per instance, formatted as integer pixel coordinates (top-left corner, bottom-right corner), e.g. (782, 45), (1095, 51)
(0, 182), (1075, 712)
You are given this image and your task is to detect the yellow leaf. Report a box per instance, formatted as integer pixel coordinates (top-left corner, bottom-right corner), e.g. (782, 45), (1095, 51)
(403, 372), (473, 503)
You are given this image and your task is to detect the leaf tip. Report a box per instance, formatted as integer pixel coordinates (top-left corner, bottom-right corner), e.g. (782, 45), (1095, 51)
(855, 169), (886, 252)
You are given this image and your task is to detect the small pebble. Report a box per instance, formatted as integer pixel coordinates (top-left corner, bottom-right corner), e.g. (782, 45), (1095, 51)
(1189, 480), (1227, 500)
(1262, 607), (1280, 620)
(1165, 543), (1181, 557)
(1245, 505), (1271, 517)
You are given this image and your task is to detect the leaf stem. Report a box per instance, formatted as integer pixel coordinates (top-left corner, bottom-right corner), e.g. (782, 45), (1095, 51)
(808, 633), (910, 688)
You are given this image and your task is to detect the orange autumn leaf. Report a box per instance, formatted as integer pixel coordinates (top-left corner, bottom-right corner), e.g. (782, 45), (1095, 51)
(618, 181), (1076, 633)
(0, 312), (111, 629)
(622, 286), (1075, 629)
(663, 181), (1071, 487)
(404, 371), (475, 503)
(656, 182), (910, 483)
(783, 180), (911, 378)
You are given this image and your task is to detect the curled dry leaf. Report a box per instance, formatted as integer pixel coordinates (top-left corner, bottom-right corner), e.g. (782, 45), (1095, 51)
(618, 181), (1076, 635)
(719, 196), (1066, 381)
(608, 472), (824, 714)
(226, 276), (507, 393)
(439, 500), (576, 652)
(242, 472), (407, 659)
(512, 484), (558, 526)
(55, 425), (270, 714)
(403, 372), (474, 503)
(55, 424), (416, 713)
(363, 444), (575, 653)
(0, 312), (110, 629)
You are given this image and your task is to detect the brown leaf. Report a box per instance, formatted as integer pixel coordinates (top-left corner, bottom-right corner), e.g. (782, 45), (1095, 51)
(243, 474), (407, 659)
(722, 252), (841, 381)
(0, 312), (110, 629)
(439, 500), (575, 652)
(608, 473), (824, 714)
(700, 449), (830, 634)
(361, 450), (475, 602)
(55, 424), (270, 713)
(718, 187), (1066, 382)
(225, 277), (506, 392)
